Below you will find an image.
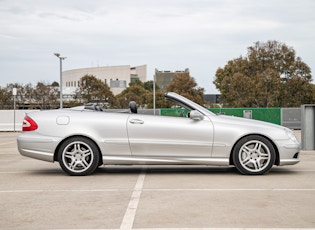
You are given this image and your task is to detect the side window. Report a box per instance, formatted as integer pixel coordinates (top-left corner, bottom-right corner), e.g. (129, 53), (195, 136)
(161, 107), (190, 118)
(178, 108), (190, 118)
(160, 99), (192, 118)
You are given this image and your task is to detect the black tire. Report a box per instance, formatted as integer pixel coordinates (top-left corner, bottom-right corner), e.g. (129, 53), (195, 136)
(57, 137), (100, 176)
(232, 135), (276, 175)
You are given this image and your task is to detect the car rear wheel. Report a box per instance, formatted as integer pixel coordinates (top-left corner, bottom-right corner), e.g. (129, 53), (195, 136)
(58, 137), (100, 176)
(232, 135), (276, 175)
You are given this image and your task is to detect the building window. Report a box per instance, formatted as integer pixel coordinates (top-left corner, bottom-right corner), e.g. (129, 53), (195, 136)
(110, 79), (127, 88)
(131, 77), (139, 83)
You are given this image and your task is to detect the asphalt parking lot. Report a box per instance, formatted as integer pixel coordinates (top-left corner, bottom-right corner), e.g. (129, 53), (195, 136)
(0, 131), (315, 230)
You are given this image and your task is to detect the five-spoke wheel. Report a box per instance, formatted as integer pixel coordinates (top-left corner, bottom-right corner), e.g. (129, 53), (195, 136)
(58, 137), (100, 176)
(233, 135), (276, 175)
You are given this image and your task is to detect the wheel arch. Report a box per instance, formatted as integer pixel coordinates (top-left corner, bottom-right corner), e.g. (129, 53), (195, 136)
(54, 135), (103, 166)
(229, 134), (280, 166)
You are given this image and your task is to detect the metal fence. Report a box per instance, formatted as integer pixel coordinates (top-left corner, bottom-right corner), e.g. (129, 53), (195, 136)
(282, 108), (301, 129)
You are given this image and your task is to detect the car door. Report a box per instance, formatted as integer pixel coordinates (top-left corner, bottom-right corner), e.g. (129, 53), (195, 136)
(127, 114), (214, 157)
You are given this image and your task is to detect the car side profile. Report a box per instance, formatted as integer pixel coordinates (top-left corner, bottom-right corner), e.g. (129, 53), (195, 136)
(17, 92), (300, 176)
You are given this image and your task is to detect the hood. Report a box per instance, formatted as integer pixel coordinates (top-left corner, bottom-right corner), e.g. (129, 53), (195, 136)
(216, 114), (282, 129)
(210, 114), (292, 141)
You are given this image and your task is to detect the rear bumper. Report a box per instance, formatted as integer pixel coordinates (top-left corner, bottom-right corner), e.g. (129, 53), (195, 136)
(17, 133), (61, 162)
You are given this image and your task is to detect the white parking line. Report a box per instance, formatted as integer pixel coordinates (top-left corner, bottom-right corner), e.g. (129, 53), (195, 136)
(1, 188), (315, 193)
(0, 189), (132, 193)
(143, 188), (315, 192)
(52, 227), (315, 230)
(120, 168), (146, 230)
(133, 229), (315, 230)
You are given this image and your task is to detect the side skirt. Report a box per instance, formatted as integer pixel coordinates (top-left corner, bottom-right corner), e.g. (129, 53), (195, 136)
(102, 156), (229, 166)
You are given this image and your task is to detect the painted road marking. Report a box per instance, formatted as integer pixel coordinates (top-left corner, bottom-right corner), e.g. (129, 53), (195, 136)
(120, 168), (146, 230)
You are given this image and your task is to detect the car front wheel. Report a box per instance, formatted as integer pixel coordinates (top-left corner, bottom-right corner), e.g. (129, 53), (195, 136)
(233, 135), (276, 175)
(58, 137), (100, 176)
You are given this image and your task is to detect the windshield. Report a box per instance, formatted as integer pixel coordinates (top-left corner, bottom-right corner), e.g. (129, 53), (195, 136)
(165, 92), (216, 116)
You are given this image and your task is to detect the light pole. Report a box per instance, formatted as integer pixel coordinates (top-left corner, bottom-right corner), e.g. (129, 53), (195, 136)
(54, 53), (66, 109)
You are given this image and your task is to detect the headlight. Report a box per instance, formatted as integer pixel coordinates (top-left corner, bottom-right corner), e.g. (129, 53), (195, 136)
(284, 128), (298, 142)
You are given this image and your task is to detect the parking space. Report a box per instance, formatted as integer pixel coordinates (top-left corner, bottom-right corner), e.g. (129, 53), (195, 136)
(1, 132), (315, 229)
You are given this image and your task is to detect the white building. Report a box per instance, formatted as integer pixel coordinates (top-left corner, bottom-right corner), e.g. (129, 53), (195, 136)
(62, 65), (147, 95)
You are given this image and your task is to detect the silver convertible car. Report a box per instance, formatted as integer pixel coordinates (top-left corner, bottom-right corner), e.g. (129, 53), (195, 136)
(17, 92), (300, 176)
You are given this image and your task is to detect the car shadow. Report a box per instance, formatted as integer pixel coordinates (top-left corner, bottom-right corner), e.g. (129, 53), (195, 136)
(268, 167), (300, 175)
(97, 165), (299, 176)
(25, 165), (299, 176)
(26, 168), (66, 176)
(98, 165), (238, 175)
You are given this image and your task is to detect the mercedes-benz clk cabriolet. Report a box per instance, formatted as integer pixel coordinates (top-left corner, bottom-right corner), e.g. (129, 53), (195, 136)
(17, 92), (300, 176)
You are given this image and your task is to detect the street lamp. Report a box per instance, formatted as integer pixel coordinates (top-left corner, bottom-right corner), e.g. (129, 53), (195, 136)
(54, 53), (66, 109)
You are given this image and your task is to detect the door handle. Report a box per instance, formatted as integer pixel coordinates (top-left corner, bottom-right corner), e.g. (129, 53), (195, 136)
(129, 119), (144, 124)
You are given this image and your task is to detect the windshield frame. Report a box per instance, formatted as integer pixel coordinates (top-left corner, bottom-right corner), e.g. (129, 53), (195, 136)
(164, 92), (216, 116)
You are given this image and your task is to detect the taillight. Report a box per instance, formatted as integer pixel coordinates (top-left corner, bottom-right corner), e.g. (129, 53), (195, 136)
(22, 116), (38, 131)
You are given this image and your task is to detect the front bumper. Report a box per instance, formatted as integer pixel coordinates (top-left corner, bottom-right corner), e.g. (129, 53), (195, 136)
(276, 139), (300, 166)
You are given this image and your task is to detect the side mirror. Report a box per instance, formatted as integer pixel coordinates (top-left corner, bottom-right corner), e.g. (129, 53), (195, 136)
(189, 110), (204, 121)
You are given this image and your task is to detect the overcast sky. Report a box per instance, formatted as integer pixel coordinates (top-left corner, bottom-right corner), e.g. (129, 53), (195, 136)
(1, 0), (314, 93)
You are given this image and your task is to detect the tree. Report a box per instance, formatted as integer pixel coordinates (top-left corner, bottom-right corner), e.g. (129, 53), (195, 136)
(214, 40), (314, 107)
(0, 87), (12, 109)
(142, 80), (171, 108)
(6, 82), (60, 109)
(5, 83), (37, 109)
(51, 81), (59, 87)
(115, 80), (171, 109)
(166, 73), (205, 105)
(76, 75), (116, 108)
(145, 90), (171, 109)
(33, 82), (50, 109)
(116, 81), (148, 108)
(143, 80), (160, 92)
(22, 83), (36, 105)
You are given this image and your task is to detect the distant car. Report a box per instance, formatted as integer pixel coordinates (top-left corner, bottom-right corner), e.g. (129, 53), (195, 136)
(17, 92), (300, 176)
